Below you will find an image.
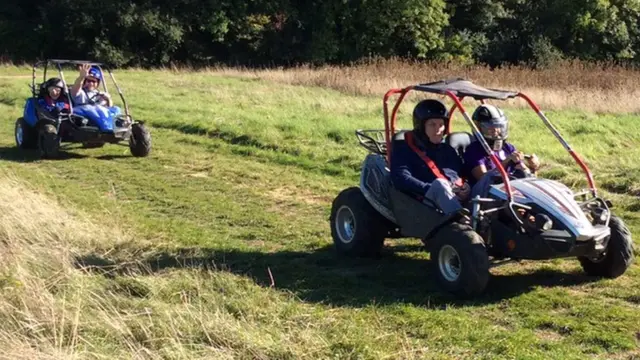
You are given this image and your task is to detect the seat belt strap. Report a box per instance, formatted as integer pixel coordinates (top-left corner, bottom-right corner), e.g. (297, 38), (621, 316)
(405, 131), (463, 187)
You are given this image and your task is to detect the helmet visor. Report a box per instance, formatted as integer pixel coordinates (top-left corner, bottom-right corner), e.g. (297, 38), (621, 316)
(479, 120), (508, 140)
(46, 80), (64, 94)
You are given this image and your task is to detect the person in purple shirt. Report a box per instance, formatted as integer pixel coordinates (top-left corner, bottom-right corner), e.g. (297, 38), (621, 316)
(463, 104), (540, 198)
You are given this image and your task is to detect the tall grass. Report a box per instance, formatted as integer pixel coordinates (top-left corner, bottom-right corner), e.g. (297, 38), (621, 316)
(0, 175), (309, 359)
(200, 58), (640, 114)
(0, 175), (419, 359)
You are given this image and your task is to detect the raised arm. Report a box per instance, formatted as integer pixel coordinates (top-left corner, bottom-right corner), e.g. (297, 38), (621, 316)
(70, 64), (91, 97)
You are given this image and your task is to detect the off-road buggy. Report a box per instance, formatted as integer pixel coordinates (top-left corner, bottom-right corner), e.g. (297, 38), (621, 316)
(14, 59), (151, 158)
(329, 78), (635, 297)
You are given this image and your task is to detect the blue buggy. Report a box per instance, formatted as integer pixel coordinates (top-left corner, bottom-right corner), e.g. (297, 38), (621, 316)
(14, 59), (151, 158)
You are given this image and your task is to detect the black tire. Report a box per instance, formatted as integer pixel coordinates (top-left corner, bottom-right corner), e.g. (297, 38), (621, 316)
(329, 187), (388, 257)
(129, 122), (151, 157)
(38, 124), (60, 159)
(15, 117), (37, 149)
(429, 223), (490, 297)
(579, 215), (635, 278)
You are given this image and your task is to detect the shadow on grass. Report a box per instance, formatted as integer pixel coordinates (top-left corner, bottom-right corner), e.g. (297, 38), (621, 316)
(75, 244), (601, 308)
(0, 146), (88, 162)
(0, 96), (18, 107)
(95, 154), (135, 160)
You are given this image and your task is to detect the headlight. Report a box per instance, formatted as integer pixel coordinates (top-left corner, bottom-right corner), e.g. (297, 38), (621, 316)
(535, 214), (553, 231)
(592, 208), (609, 224)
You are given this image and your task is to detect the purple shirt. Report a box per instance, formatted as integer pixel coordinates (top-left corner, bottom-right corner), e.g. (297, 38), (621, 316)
(463, 141), (517, 184)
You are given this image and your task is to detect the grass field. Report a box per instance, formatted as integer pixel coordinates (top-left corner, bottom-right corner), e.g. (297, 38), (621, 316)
(0, 62), (639, 359)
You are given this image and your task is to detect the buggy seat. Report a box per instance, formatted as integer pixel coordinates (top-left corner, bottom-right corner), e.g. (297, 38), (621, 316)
(391, 129), (409, 142)
(445, 131), (476, 159)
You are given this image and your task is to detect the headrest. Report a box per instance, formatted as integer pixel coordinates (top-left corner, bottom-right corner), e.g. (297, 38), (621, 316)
(392, 130), (409, 142)
(446, 131), (475, 155)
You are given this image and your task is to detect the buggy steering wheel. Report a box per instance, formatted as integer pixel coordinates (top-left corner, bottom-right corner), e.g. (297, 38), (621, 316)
(89, 93), (109, 106)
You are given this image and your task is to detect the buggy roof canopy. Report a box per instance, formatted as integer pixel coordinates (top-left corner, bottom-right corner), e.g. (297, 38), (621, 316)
(36, 59), (106, 67)
(414, 78), (519, 100)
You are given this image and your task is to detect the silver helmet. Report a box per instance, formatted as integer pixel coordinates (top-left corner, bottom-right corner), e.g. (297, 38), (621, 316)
(472, 104), (509, 151)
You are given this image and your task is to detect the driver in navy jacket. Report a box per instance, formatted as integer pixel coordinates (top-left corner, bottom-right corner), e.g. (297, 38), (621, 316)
(390, 99), (471, 216)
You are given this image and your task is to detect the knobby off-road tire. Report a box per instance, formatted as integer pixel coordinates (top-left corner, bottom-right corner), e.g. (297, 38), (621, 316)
(429, 223), (490, 298)
(129, 123), (151, 157)
(330, 187), (390, 257)
(579, 215), (635, 278)
(15, 117), (37, 149)
(38, 124), (60, 159)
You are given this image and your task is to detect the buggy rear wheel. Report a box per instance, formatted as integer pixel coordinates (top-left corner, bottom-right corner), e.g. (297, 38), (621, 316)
(15, 118), (37, 149)
(129, 122), (151, 157)
(579, 215), (634, 278)
(38, 124), (60, 159)
(429, 223), (489, 297)
(330, 187), (388, 257)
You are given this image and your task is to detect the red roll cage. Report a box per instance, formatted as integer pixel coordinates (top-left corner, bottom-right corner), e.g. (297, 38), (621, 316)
(382, 78), (597, 203)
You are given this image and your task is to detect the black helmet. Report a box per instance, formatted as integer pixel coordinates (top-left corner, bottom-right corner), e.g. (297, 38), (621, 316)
(45, 77), (64, 90)
(40, 78), (65, 98)
(412, 99), (448, 133)
(472, 104), (508, 149)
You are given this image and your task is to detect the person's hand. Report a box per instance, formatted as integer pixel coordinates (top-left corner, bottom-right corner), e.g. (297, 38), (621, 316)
(97, 94), (110, 106)
(508, 151), (524, 164)
(78, 63), (91, 78)
(525, 153), (540, 171)
(455, 182), (471, 201)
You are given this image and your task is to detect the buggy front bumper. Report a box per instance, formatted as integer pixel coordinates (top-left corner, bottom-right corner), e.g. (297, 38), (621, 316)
(490, 222), (611, 260)
(60, 125), (131, 143)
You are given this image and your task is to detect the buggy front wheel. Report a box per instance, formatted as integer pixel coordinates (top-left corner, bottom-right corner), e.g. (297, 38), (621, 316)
(15, 118), (37, 149)
(579, 215), (634, 278)
(38, 124), (60, 159)
(129, 122), (151, 157)
(429, 223), (490, 298)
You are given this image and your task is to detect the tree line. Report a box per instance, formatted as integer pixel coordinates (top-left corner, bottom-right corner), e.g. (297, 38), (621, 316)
(2, 0), (639, 68)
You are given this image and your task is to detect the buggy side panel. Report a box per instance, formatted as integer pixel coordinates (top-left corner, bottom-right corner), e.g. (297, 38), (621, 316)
(360, 153), (396, 223)
(23, 99), (38, 127)
(389, 186), (446, 238)
(73, 105), (121, 132)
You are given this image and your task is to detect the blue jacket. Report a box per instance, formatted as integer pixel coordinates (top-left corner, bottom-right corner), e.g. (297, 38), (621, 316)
(390, 131), (463, 196)
(38, 96), (69, 116)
